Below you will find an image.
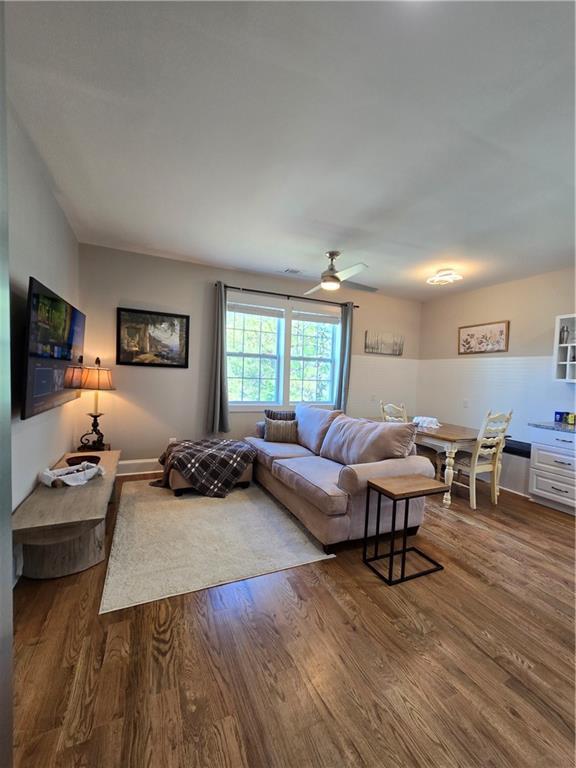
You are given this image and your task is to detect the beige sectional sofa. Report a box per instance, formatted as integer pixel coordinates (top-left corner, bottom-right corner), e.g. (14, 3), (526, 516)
(246, 405), (435, 548)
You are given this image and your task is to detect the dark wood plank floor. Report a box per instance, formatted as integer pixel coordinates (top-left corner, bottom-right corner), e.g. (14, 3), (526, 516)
(13, 477), (575, 768)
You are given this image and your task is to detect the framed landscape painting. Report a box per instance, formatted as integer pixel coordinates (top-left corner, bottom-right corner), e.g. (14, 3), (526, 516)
(458, 320), (509, 355)
(116, 308), (190, 367)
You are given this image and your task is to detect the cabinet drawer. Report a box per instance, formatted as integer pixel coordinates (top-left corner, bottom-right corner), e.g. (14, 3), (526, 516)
(530, 470), (576, 507)
(531, 444), (576, 476)
(527, 428), (576, 452)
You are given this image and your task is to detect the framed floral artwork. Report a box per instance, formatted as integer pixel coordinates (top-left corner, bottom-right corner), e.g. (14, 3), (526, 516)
(458, 320), (509, 355)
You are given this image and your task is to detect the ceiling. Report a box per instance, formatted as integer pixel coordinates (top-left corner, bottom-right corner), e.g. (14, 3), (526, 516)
(6, 2), (575, 301)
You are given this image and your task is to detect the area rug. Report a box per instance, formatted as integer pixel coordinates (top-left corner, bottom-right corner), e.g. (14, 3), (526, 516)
(99, 481), (333, 613)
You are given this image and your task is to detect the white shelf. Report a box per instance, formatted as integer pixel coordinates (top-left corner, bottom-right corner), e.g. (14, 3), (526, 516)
(554, 315), (576, 383)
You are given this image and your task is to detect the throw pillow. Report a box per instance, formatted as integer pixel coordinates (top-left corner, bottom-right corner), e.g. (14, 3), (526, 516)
(255, 420), (265, 438)
(295, 404), (342, 454)
(264, 417), (298, 443)
(320, 414), (417, 464)
(264, 409), (296, 421)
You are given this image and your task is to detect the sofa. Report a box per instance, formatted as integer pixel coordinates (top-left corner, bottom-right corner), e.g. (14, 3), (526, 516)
(246, 405), (435, 547)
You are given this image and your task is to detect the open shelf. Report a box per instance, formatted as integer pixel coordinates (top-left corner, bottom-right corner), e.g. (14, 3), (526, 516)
(554, 315), (576, 382)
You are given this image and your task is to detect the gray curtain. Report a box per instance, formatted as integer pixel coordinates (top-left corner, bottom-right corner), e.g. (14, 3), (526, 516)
(207, 281), (230, 433)
(334, 302), (353, 411)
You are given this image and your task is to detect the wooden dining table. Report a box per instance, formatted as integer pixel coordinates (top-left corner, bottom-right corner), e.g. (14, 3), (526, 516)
(414, 423), (479, 507)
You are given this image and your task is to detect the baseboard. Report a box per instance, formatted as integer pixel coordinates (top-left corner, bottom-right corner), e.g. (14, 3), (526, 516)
(118, 458), (162, 476)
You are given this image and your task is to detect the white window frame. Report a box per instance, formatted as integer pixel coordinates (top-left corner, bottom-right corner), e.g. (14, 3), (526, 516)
(226, 302), (284, 410)
(287, 311), (340, 406)
(226, 292), (341, 412)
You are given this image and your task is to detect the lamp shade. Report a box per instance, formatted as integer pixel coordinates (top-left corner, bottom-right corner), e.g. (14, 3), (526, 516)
(80, 366), (115, 391)
(64, 365), (84, 389)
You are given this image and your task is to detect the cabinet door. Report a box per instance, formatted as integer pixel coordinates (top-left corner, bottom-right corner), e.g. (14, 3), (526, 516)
(530, 470), (575, 507)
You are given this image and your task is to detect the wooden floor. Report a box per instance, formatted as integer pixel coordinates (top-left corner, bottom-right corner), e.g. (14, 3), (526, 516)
(13, 478), (575, 768)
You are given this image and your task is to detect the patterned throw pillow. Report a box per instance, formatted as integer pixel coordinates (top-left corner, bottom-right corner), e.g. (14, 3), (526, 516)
(264, 417), (298, 443)
(264, 409), (296, 421)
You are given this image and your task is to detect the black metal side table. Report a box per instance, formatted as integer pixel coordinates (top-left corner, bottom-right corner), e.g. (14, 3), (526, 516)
(363, 475), (448, 585)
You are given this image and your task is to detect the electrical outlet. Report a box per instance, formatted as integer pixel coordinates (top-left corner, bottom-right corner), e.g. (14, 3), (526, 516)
(169, 436), (178, 443)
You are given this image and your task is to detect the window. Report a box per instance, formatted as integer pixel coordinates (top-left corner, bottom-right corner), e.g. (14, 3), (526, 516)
(226, 304), (282, 403)
(226, 295), (340, 408)
(289, 314), (338, 403)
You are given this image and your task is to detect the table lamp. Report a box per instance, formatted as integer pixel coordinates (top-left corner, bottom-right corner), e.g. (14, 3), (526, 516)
(77, 357), (115, 451)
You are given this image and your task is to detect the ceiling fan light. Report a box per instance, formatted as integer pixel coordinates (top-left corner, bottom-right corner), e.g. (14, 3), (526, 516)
(320, 274), (341, 290)
(426, 269), (463, 286)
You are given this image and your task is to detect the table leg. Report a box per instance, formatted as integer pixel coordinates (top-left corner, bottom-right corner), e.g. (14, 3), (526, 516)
(443, 446), (457, 507)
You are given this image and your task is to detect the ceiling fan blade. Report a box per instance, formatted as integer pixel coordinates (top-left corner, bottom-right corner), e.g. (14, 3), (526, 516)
(335, 263), (367, 281)
(344, 280), (378, 293)
(303, 283), (323, 296)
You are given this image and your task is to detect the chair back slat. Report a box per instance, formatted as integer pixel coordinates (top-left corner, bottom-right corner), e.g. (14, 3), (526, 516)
(379, 401), (408, 423)
(472, 410), (513, 466)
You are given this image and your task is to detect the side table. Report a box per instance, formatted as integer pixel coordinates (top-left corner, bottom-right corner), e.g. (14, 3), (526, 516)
(363, 475), (448, 585)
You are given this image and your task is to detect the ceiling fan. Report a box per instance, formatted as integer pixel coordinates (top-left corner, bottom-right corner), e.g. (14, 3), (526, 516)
(304, 251), (375, 295)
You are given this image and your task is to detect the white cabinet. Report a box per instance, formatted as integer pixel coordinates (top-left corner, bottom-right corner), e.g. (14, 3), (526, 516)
(553, 314), (576, 383)
(528, 425), (575, 514)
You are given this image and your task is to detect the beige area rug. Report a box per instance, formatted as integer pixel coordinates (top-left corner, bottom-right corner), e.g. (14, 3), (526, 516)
(99, 481), (333, 613)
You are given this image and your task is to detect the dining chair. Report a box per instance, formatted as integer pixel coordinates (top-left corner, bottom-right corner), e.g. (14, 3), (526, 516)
(447, 410), (513, 510)
(379, 402), (408, 422)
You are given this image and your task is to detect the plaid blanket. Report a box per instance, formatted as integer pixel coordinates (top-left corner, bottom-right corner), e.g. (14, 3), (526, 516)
(153, 438), (257, 498)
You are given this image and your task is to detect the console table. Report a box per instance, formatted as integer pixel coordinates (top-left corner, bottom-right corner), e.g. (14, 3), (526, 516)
(12, 450), (120, 579)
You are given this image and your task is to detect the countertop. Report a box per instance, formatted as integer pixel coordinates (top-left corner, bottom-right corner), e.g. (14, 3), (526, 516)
(528, 421), (575, 433)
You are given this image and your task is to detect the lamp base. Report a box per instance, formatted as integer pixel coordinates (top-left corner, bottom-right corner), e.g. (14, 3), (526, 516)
(78, 412), (107, 452)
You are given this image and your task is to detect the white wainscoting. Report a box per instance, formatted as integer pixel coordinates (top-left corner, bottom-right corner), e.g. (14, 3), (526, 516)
(417, 355), (575, 496)
(417, 356), (574, 443)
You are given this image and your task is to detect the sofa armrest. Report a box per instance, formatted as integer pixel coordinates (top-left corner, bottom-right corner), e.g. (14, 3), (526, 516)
(337, 455), (435, 495)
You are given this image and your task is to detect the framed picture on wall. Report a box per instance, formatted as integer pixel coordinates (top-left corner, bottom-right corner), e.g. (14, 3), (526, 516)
(116, 307), (190, 367)
(458, 320), (509, 355)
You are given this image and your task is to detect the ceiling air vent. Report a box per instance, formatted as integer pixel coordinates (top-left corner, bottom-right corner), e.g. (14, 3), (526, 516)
(283, 268), (301, 275)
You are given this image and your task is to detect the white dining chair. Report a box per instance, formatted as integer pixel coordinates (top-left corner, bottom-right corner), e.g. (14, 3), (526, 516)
(379, 402), (408, 423)
(446, 410), (513, 510)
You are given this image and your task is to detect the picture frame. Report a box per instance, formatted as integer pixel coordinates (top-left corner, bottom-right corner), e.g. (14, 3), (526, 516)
(116, 307), (190, 368)
(364, 330), (404, 356)
(458, 320), (509, 355)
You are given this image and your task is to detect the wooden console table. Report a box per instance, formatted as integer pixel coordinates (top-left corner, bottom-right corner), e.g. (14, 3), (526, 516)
(12, 450), (120, 579)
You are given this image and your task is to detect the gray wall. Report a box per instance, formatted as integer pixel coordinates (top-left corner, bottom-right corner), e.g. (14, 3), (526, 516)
(8, 109), (80, 509)
(79, 244), (422, 459)
(0, 6), (14, 765)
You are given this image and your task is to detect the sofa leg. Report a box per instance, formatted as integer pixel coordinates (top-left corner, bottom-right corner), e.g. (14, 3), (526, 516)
(173, 489), (184, 497)
(237, 481), (251, 489)
(323, 544), (335, 555)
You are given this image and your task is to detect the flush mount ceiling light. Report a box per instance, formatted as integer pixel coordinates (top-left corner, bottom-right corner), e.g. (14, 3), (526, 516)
(426, 268), (463, 286)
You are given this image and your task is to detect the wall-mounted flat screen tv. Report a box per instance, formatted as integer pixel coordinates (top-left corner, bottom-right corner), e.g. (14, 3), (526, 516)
(21, 277), (86, 420)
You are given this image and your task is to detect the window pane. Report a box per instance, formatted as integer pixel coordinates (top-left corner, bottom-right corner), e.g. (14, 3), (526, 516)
(243, 357), (260, 379)
(244, 331), (260, 354)
(260, 379), (277, 402)
(228, 378), (242, 401)
(261, 333), (277, 355)
(227, 356), (243, 378)
(290, 380), (302, 402)
(260, 358), (276, 379)
(242, 379), (259, 401)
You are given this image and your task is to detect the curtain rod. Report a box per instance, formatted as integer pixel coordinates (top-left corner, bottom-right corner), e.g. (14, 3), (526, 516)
(221, 284), (359, 309)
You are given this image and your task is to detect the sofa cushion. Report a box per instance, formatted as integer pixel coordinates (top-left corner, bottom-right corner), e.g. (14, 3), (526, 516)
(264, 417), (298, 443)
(244, 436), (314, 470)
(321, 414), (417, 464)
(295, 405), (342, 455)
(271, 456), (348, 516)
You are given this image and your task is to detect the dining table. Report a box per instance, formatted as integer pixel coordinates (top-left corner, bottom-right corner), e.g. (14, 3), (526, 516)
(414, 422), (479, 507)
